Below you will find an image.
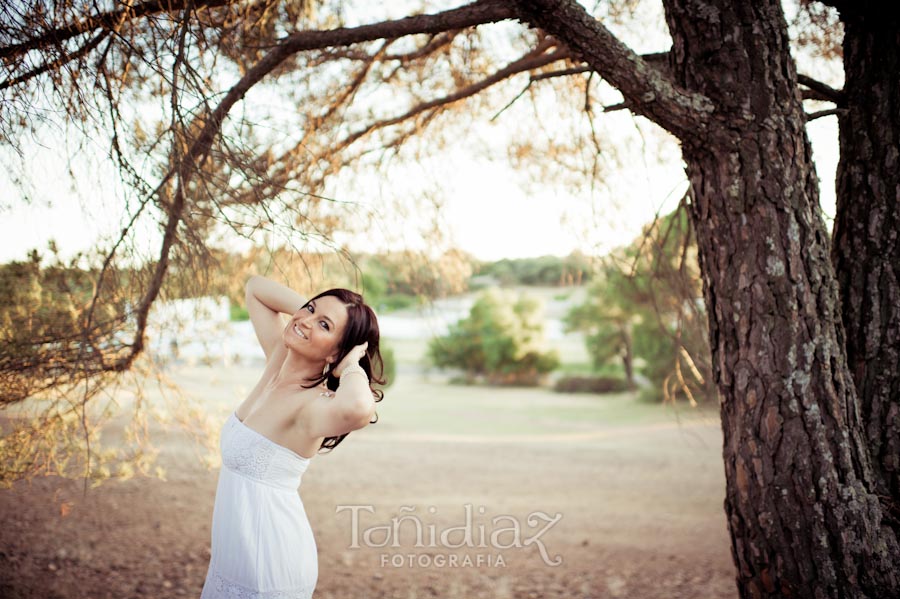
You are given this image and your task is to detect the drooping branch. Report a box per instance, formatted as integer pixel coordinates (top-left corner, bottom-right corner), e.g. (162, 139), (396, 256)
(384, 31), (460, 63)
(498, 48), (672, 119)
(513, 0), (714, 144)
(76, 0), (520, 374)
(228, 10), (516, 200)
(490, 47), (585, 120)
(302, 42), (673, 183)
(320, 31), (461, 65)
(229, 39), (570, 205)
(180, 0), (516, 180)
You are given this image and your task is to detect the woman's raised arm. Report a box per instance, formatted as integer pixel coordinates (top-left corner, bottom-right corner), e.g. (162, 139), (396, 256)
(306, 342), (377, 438)
(245, 275), (307, 360)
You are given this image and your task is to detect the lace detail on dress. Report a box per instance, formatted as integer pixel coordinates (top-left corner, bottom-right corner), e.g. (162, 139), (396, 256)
(222, 426), (278, 480)
(212, 573), (315, 599)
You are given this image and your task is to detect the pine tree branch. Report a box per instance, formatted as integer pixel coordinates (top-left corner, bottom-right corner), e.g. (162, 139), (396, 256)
(798, 74), (845, 105)
(806, 108), (842, 121)
(530, 65), (589, 81)
(0, 30), (110, 90)
(513, 0), (714, 144)
(0, 0), (234, 61)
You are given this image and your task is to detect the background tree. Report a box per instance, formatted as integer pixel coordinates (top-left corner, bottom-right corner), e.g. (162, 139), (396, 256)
(564, 272), (637, 388)
(2, 0), (899, 595)
(567, 203), (714, 403)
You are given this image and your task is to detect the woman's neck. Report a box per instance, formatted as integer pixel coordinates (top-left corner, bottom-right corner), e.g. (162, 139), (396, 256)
(272, 349), (326, 388)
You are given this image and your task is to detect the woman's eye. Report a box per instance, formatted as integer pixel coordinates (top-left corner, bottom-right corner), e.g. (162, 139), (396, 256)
(306, 304), (314, 313)
(320, 321), (329, 330)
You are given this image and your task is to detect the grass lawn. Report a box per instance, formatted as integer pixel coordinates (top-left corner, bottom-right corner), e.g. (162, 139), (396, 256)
(370, 335), (715, 439)
(372, 375), (716, 438)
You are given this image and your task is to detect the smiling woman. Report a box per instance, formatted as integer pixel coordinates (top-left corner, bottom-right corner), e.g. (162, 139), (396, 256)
(200, 275), (386, 599)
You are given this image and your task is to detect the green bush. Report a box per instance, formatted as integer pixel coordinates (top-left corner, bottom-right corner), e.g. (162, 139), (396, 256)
(428, 289), (559, 386)
(377, 343), (396, 389)
(553, 376), (631, 394)
(230, 302), (250, 321)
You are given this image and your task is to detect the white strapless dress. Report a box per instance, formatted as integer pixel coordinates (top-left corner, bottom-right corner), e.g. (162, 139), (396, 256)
(200, 412), (318, 599)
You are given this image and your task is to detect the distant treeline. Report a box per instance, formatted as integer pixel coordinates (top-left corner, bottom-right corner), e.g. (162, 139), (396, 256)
(161, 248), (596, 301)
(0, 248), (596, 324)
(471, 253), (594, 287)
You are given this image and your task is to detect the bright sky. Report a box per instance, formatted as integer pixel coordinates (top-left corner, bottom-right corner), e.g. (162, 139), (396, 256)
(444, 116), (840, 262)
(0, 116), (838, 264)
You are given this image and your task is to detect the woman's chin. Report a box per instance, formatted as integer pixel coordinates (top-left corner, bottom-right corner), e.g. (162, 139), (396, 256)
(283, 339), (319, 361)
(282, 335), (302, 354)
(284, 339), (304, 353)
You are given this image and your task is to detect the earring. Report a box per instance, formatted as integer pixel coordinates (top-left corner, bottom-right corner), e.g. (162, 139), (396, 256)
(323, 363), (330, 376)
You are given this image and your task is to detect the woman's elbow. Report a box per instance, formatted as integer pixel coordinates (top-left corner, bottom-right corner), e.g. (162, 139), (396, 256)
(245, 275), (261, 298)
(341, 396), (376, 431)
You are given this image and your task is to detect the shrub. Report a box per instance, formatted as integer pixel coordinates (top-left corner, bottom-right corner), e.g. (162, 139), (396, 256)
(230, 302), (250, 321)
(428, 289), (559, 386)
(377, 343), (396, 389)
(553, 376), (632, 394)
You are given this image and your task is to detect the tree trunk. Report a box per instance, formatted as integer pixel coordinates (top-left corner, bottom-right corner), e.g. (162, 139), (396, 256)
(517, 0), (900, 592)
(831, 5), (900, 526)
(622, 323), (635, 389)
(662, 0), (900, 596)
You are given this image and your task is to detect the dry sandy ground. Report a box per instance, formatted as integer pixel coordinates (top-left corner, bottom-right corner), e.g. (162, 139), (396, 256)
(0, 365), (737, 599)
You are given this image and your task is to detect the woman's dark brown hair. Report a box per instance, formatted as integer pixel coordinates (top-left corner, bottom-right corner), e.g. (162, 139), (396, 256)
(301, 288), (385, 451)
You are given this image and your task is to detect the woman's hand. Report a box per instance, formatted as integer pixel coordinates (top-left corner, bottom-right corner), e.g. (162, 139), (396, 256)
(333, 342), (368, 377)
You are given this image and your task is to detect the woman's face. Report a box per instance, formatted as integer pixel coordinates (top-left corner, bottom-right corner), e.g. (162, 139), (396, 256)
(283, 295), (349, 365)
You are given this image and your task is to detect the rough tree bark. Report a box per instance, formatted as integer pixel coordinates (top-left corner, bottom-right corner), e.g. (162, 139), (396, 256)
(665, 0), (900, 597)
(666, 1), (900, 595)
(517, 0), (900, 596)
(829, 3), (900, 524)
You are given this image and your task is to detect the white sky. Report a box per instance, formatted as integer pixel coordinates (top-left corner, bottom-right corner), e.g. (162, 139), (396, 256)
(0, 115), (838, 264)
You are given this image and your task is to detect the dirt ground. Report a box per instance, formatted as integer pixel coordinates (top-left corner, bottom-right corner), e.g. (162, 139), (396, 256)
(0, 364), (738, 599)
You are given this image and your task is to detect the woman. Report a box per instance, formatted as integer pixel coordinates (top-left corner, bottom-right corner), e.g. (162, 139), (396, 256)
(200, 275), (385, 598)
